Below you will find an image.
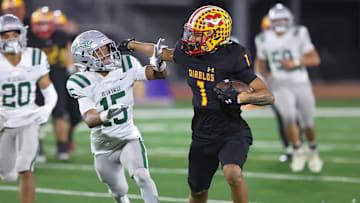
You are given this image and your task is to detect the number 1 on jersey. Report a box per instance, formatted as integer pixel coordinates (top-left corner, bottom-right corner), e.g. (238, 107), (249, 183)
(196, 80), (208, 106)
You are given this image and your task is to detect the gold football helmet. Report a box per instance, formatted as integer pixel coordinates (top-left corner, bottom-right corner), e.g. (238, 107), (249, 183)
(181, 5), (232, 56)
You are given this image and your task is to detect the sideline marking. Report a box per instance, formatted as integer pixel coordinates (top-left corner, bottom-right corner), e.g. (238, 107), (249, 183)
(0, 185), (237, 203)
(33, 163), (360, 184)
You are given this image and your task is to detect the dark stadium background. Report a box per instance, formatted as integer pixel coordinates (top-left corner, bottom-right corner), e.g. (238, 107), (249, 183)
(23, 0), (360, 97)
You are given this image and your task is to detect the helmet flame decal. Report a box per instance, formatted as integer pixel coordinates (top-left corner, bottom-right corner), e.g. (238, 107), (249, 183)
(205, 14), (223, 27)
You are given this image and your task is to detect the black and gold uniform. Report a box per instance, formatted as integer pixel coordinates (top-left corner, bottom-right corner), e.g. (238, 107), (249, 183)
(174, 40), (257, 192)
(28, 30), (81, 126)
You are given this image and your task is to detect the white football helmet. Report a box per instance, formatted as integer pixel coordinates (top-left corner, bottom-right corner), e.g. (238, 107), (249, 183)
(268, 3), (294, 33)
(0, 14), (27, 54)
(71, 30), (121, 71)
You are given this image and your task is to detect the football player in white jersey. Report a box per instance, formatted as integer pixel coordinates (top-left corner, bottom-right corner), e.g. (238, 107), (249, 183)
(0, 14), (57, 203)
(66, 30), (168, 203)
(254, 3), (323, 173)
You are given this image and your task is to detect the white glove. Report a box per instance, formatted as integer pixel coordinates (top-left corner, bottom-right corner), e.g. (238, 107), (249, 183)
(99, 104), (128, 122)
(150, 38), (168, 72)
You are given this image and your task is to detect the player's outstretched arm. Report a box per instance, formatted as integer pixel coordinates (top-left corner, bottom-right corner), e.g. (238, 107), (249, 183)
(238, 77), (274, 106)
(122, 39), (175, 62)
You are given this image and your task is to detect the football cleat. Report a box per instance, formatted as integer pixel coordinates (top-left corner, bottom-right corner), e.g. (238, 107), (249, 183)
(56, 152), (70, 161)
(290, 147), (306, 172)
(307, 149), (323, 173)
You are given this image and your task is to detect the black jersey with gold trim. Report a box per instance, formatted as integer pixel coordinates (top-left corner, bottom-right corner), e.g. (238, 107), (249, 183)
(174, 40), (257, 110)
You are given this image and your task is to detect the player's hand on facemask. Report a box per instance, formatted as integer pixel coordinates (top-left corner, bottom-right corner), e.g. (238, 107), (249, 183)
(150, 38), (168, 72)
(100, 104), (128, 122)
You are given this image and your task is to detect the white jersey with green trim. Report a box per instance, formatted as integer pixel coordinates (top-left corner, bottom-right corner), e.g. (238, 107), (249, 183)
(255, 25), (315, 83)
(0, 48), (49, 128)
(66, 55), (148, 155)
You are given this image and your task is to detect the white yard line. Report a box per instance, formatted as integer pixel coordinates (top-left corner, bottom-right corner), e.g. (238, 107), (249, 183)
(0, 185), (238, 203)
(34, 163), (360, 184)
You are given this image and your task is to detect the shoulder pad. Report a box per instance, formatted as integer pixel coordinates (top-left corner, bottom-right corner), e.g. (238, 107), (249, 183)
(120, 55), (142, 72)
(30, 48), (43, 66)
(66, 73), (91, 99)
(255, 32), (265, 44)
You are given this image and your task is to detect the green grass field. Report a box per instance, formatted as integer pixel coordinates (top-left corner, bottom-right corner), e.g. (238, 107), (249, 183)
(1, 100), (360, 203)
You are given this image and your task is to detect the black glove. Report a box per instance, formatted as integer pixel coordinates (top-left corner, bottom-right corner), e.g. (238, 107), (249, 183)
(117, 38), (135, 54)
(213, 81), (239, 105)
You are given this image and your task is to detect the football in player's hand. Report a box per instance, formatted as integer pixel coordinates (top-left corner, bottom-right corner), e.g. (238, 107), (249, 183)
(215, 79), (253, 94)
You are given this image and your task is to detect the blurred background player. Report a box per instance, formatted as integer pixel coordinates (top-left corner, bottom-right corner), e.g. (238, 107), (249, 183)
(0, 0), (28, 25)
(28, 6), (81, 161)
(255, 15), (293, 162)
(254, 3), (323, 173)
(66, 30), (168, 203)
(52, 8), (80, 152)
(0, 14), (57, 203)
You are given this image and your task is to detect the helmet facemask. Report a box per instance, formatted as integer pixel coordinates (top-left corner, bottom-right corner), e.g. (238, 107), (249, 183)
(90, 42), (121, 71)
(181, 25), (215, 56)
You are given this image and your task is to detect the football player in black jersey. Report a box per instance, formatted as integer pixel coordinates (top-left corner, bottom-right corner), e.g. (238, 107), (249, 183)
(121, 5), (274, 203)
(28, 7), (81, 161)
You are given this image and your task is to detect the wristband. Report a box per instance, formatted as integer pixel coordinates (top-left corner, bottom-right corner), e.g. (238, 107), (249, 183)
(237, 93), (241, 104)
(99, 110), (109, 122)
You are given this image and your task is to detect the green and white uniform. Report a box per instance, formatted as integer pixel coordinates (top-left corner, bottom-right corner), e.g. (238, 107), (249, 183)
(255, 26), (316, 127)
(66, 55), (148, 156)
(0, 48), (49, 181)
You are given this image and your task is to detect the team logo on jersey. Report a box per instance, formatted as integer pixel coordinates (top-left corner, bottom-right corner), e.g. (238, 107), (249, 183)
(205, 13), (223, 27)
(207, 67), (215, 73)
(100, 85), (122, 97)
(188, 68), (215, 82)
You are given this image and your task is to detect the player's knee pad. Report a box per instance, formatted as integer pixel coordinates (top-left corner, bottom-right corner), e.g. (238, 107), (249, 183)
(133, 168), (152, 187)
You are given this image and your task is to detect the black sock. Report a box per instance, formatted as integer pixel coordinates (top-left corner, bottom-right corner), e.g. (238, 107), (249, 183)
(308, 141), (317, 150)
(57, 141), (68, 153)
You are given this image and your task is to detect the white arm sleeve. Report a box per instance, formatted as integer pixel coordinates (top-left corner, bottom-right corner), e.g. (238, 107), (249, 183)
(255, 33), (267, 60)
(131, 56), (148, 81)
(299, 26), (315, 54)
(37, 83), (58, 124)
(78, 97), (97, 116)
